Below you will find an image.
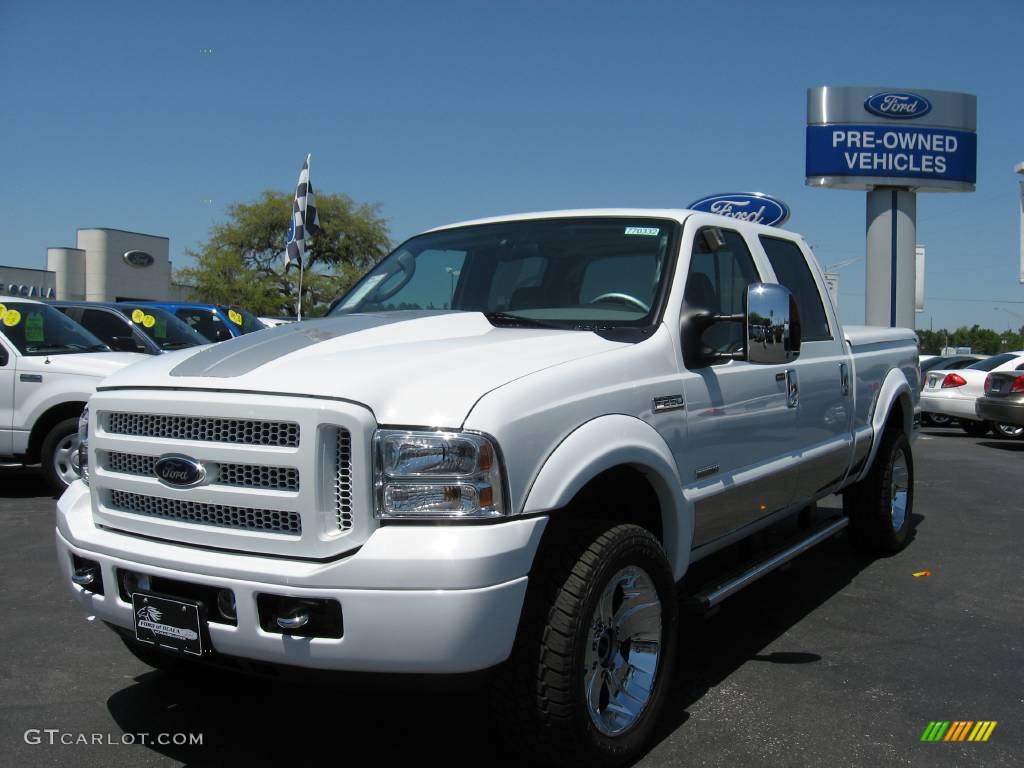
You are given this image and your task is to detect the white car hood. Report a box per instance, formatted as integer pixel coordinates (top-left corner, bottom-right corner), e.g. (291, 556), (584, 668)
(99, 312), (629, 426)
(17, 351), (149, 378)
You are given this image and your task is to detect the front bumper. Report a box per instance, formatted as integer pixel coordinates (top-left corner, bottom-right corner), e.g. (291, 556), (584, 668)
(57, 482), (545, 673)
(976, 397), (1024, 428)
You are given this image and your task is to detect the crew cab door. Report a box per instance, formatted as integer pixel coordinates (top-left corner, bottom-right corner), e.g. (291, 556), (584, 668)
(0, 335), (13, 454)
(757, 235), (853, 501)
(677, 225), (798, 548)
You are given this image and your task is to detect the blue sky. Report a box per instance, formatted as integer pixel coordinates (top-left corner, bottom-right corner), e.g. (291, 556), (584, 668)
(2, 0), (1022, 330)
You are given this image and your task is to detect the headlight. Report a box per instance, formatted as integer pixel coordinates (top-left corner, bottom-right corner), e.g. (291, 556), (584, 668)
(374, 430), (506, 519)
(77, 406), (90, 485)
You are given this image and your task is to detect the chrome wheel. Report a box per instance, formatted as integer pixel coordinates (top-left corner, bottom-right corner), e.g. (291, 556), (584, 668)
(890, 450), (909, 530)
(53, 433), (81, 487)
(995, 423), (1024, 439)
(583, 565), (662, 736)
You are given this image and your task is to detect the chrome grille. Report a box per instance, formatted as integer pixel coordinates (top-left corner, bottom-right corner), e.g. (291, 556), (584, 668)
(103, 451), (299, 491)
(108, 490), (301, 534)
(104, 413), (300, 447)
(333, 429), (353, 530)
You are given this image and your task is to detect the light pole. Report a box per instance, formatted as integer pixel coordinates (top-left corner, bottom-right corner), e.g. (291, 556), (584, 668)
(1016, 162), (1024, 284)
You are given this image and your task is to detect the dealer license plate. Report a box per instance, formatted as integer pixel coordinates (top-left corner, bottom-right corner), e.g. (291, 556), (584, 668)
(132, 592), (204, 656)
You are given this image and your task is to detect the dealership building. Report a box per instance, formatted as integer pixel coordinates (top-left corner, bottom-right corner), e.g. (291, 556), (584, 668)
(2, 227), (190, 302)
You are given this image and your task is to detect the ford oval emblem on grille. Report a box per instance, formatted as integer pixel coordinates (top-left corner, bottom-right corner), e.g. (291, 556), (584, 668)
(154, 454), (207, 488)
(864, 91), (932, 119)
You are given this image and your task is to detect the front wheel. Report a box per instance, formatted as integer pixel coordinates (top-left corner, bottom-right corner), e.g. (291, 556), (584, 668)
(844, 430), (914, 556)
(492, 522), (677, 767)
(40, 417), (82, 496)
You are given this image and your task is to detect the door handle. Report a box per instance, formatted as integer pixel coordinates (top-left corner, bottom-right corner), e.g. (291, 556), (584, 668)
(840, 363), (850, 396)
(785, 368), (799, 408)
(19, 374), (42, 383)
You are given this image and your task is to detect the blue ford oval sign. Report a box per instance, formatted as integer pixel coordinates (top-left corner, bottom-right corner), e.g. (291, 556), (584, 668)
(864, 91), (932, 120)
(123, 250), (155, 268)
(688, 193), (790, 227)
(154, 454), (207, 488)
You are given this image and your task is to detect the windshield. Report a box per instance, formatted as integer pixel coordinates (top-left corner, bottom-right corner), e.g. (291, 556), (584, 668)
(0, 301), (109, 355)
(967, 353), (1021, 372)
(218, 305), (267, 334)
(119, 305), (212, 350)
(330, 217), (677, 331)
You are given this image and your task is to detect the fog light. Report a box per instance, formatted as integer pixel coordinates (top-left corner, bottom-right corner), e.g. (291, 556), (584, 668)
(217, 589), (237, 622)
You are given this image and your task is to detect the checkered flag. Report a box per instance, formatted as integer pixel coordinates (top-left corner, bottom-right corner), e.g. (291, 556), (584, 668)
(284, 154), (320, 270)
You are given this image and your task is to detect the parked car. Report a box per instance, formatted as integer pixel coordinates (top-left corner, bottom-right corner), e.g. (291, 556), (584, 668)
(0, 297), (147, 492)
(920, 352), (1024, 437)
(50, 302), (210, 354)
(59, 210), (920, 765)
(136, 302), (265, 342)
(976, 371), (1024, 429)
(919, 354), (985, 425)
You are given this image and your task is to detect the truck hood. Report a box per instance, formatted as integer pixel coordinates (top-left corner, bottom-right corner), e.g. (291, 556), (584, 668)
(17, 351), (149, 379)
(99, 312), (628, 426)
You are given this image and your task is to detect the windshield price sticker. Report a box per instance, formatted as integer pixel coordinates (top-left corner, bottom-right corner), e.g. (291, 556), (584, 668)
(154, 317), (167, 339)
(131, 309), (145, 323)
(228, 309), (243, 326)
(0, 303), (6, 320)
(142, 314), (156, 328)
(3, 309), (21, 327)
(25, 312), (44, 342)
(624, 227), (660, 236)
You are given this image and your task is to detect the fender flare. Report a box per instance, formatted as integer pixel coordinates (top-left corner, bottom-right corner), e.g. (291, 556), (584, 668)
(857, 367), (915, 483)
(522, 414), (690, 579)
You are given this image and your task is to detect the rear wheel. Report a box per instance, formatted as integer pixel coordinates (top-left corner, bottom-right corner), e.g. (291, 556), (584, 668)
(492, 522), (677, 767)
(40, 417), (81, 496)
(924, 412), (953, 427)
(843, 430), (914, 556)
(991, 422), (1024, 440)
(959, 419), (990, 437)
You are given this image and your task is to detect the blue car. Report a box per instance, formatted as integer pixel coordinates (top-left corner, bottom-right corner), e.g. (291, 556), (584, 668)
(135, 302), (267, 342)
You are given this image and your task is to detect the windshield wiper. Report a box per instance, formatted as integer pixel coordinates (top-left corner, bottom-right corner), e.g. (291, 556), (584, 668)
(482, 312), (568, 330)
(160, 342), (194, 350)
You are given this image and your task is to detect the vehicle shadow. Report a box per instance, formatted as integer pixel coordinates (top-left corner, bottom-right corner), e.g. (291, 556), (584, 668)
(977, 440), (1024, 453)
(0, 465), (52, 498)
(105, 506), (913, 767)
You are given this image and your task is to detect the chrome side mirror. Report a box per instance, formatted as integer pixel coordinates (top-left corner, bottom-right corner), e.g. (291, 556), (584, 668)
(745, 282), (801, 364)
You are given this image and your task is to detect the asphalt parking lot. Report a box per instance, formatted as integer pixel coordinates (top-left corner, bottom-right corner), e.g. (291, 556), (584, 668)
(0, 428), (1020, 767)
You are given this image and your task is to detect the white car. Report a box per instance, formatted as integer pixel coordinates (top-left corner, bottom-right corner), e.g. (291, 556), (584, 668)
(0, 297), (147, 492)
(920, 351), (1024, 437)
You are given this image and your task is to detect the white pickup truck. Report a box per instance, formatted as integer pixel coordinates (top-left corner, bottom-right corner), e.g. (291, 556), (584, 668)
(58, 210), (919, 766)
(0, 297), (147, 493)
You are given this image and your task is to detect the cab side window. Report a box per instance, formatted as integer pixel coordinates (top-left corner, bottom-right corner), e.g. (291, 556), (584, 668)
(684, 227), (760, 354)
(759, 236), (831, 342)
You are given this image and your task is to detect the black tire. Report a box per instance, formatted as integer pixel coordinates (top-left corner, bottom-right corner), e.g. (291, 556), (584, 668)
(924, 412), (952, 427)
(990, 422), (1024, 440)
(843, 430), (914, 556)
(959, 419), (990, 437)
(492, 522), (677, 768)
(40, 417), (81, 496)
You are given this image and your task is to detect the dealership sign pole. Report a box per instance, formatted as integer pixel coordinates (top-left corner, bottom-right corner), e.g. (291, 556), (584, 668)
(806, 87), (976, 328)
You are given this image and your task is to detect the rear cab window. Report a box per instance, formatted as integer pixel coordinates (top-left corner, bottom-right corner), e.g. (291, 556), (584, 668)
(758, 236), (832, 342)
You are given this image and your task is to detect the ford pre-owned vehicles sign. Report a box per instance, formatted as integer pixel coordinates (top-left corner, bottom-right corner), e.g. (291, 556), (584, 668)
(864, 92), (933, 119)
(688, 192), (790, 227)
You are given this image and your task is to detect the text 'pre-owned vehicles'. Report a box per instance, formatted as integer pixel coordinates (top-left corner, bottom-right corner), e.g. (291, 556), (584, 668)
(50, 302), (211, 354)
(57, 210), (920, 766)
(0, 298), (147, 492)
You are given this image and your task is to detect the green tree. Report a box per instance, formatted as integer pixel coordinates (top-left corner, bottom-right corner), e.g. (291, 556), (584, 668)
(178, 190), (390, 316)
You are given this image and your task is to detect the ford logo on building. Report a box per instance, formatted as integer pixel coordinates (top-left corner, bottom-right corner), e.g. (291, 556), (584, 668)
(864, 91), (932, 119)
(154, 454), (207, 488)
(123, 250), (155, 268)
(688, 193), (791, 227)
